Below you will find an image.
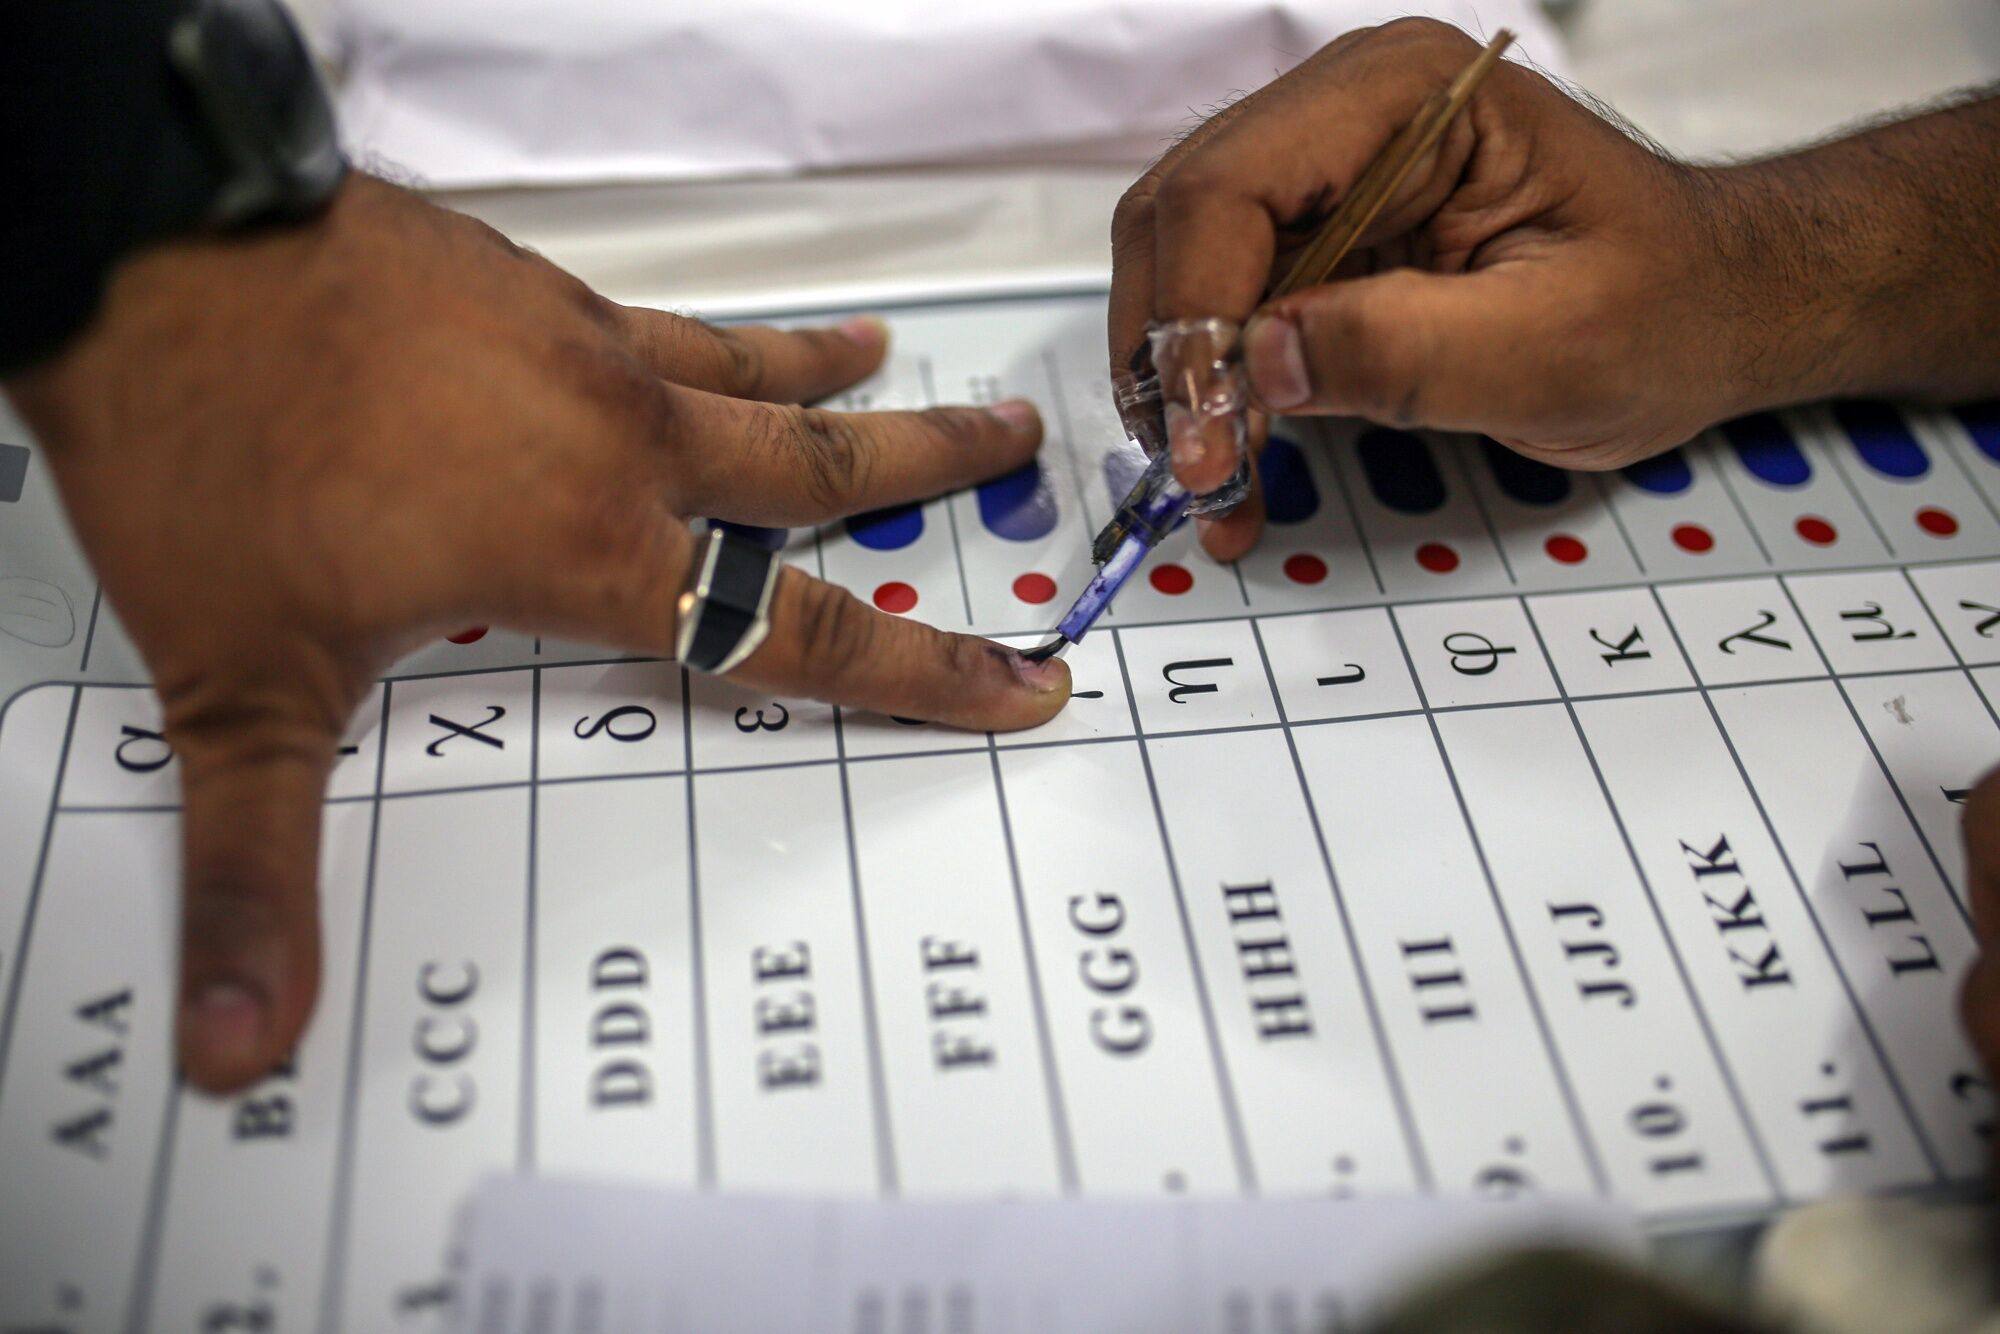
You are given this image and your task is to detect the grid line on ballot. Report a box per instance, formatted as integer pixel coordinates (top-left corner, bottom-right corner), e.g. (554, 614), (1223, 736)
(1586, 473), (1648, 574)
(8, 293), (2000, 1329)
(984, 740), (1083, 1193)
(316, 684), (392, 1334)
(918, 354), (983, 629)
(1816, 437), (1896, 553)
(519, 670), (539, 1171)
(681, 665), (718, 1189)
(829, 696), (903, 1196)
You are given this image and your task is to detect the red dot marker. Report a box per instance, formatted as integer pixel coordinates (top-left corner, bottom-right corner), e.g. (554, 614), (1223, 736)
(1282, 553), (1328, 585)
(446, 626), (488, 645)
(1415, 542), (1459, 574)
(1795, 515), (1837, 546)
(1544, 534), (1588, 565)
(1149, 563), (1194, 595)
(872, 581), (919, 613)
(1012, 572), (1057, 605)
(1917, 506), (1959, 537)
(1671, 523), (1714, 554)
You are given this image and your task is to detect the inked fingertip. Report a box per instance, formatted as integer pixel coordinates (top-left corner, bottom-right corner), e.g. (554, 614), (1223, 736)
(1011, 650), (1070, 695)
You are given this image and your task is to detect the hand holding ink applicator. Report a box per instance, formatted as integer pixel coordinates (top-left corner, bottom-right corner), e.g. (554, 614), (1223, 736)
(1025, 29), (1516, 663)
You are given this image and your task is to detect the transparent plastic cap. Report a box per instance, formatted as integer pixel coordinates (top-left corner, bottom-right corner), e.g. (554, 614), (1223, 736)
(1113, 317), (1252, 516)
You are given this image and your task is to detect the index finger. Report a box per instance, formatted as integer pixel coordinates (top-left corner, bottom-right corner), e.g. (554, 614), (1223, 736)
(508, 511), (1071, 733)
(733, 567), (1071, 731)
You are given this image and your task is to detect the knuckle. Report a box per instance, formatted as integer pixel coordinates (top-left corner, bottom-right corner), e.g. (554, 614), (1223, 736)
(159, 671), (347, 768)
(793, 581), (878, 681)
(1373, 15), (1471, 53)
(788, 407), (869, 509)
(1150, 164), (1214, 219)
(615, 304), (679, 366)
(935, 628), (989, 686)
(183, 847), (293, 934)
(1111, 183), (1159, 247)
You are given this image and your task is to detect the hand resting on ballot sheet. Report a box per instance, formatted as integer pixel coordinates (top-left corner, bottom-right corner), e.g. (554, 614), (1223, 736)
(4, 175), (1069, 1094)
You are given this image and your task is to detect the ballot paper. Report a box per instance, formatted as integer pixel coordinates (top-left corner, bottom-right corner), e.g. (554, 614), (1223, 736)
(329, 0), (1567, 188)
(2, 289), (1998, 1331)
(447, 1178), (1642, 1331)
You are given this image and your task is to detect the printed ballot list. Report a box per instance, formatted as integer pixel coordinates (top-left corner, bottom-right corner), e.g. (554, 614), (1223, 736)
(448, 1180), (1642, 1332)
(2, 292), (2000, 1331)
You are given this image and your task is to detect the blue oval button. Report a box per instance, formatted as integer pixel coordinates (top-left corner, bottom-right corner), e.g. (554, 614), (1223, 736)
(847, 503), (924, 550)
(1481, 438), (1570, 506)
(1622, 449), (1693, 495)
(1956, 401), (2000, 465)
(1357, 428), (1446, 514)
(1836, 401), (1930, 479)
(1259, 435), (1321, 524)
(976, 462), (1059, 542)
(1719, 413), (1811, 487)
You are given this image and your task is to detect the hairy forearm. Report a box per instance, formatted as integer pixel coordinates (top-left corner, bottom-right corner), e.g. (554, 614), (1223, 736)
(1701, 89), (2000, 410)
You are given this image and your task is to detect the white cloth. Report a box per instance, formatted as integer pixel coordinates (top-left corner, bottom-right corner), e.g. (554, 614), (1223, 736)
(331, 0), (1568, 188)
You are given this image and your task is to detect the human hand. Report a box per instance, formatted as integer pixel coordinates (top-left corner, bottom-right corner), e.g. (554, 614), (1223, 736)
(4, 173), (1069, 1094)
(1109, 18), (1824, 561)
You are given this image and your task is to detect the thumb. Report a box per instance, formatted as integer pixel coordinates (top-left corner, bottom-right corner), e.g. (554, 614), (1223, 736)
(172, 716), (335, 1093)
(1242, 267), (1550, 433)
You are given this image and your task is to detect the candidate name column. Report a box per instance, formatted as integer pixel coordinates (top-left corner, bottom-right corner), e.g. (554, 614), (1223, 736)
(334, 671), (533, 1328)
(1119, 614), (1420, 1196)
(0, 686), (178, 1332)
(690, 672), (882, 1191)
(532, 661), (700, 1184)
(844, 737), (1063, 1194)
(996, 632), (1242, 1193)
(1279, 602), (1600, 1198)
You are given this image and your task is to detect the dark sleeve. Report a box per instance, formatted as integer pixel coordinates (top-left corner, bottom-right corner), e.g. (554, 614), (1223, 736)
(0, 0), (227, 375)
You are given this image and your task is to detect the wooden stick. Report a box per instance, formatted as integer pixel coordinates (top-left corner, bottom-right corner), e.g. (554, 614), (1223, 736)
(1272, 29), (1515, 300)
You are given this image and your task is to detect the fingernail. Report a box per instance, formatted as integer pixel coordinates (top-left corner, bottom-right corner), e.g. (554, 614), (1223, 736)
(987, 398), (1041, 437)
(1011, 651), (1070, 694)
(186, 981), (265, 1069)
(1166, 401), (1204, 470)
(1244, 313), (1311, 411)
(837, 315), (889, 351)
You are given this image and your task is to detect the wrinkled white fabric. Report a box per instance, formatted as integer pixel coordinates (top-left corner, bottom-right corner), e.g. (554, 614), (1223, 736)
(332, 0), (1567, 188)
